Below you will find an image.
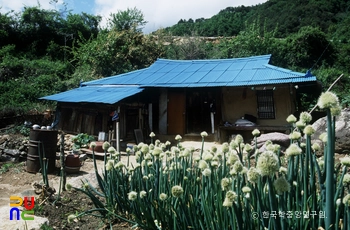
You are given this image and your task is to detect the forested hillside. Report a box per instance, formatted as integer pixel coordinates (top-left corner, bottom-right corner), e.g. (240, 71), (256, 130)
(0, 0), (349, 118)
(162, 0), (350, 39)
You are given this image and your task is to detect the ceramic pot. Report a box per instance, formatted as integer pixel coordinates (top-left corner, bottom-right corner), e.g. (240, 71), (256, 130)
(65, 154), (81, 167)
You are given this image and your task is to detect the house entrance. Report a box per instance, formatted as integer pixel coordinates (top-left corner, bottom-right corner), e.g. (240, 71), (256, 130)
(186, 89), (215, 134)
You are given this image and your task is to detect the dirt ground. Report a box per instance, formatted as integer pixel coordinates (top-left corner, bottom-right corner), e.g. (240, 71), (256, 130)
(0, 140), (221, 229)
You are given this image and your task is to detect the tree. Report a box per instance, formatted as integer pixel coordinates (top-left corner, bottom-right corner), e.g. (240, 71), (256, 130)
(108, 7), (147, 32)
(72, 29), (163, 78)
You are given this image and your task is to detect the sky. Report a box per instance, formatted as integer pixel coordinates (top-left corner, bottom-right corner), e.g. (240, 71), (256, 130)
(0, 0), (267, 33)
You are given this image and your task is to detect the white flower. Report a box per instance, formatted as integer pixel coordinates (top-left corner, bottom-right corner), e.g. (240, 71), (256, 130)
(171, 185), (184, 198)
(175, 135), (182, 141)
(140, 191), (147, 198)
(317, 91), (339, 109)
(286, 114), (297, 123)
(128, 191), (138, 201)
(201, 131), (208, 137)
(256, 151), (279, 177)
(202, 168), (212, 177)
(159, 193), (168, 201)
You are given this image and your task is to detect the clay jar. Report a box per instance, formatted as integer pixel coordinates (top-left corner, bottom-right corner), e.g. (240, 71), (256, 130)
(65, 154), (81, 167)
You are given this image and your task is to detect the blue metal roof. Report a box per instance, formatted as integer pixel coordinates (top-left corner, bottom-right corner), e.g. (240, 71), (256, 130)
(40, 55), (317, 104)
(40, 86), (143, 104)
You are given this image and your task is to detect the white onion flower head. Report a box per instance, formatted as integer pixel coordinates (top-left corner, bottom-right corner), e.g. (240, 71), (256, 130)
(225, 190), (237, 202)
(256, 151), (279, 177)
(286, 143), (302, 157)
(279, 166), (288, 175)
(128, 191), (138, 201)
(273, 176), (291, 195)
(221, 142), (230, 153)
(295, 121), (306, 130)
(115, 161), (124, 169)
(289, 131), (301, 140)
(227, 153), (239, 166)
(159, 193), (168, 201)
(175, 135), (182, 141)
(299, 112), (312, 124)
(252, 128), (260, 137)
(312, 143), (321, 152)
(317, 91), (339, 109)
(319, 133), (328, 143)
(102, 141), (110, 150)
(242, 186), (251, 193)
(331, 105), (342, 116)
(198, 160), (209, 170)
(343, 194), (350, 207)
(201, 131), (208, 137)
(340, 156), (350, 167)
(141, 144), (149, 154)
(223, 197), (233, 207)
(171, 185), (184, 198)
(203, 152), (214, 162)
(107, 146), (116, 154)
(183, 148), (191, 157)
(149, 132), (156, 138)
(202, 168), (212, 177)
(221, 177), (232, 191)
(303, 125), (315, 136)
(232, 161), (244, 174)
(343, 174), (350, 185)
(152, 147), (162, 157)
(89, 142), (96, 149)
(234, 134), (244, 145)
(140, 191), (147, 199)
(286, 114), (297, 123)
(247, 167), (260, 183)
(105, 160), (114, 171)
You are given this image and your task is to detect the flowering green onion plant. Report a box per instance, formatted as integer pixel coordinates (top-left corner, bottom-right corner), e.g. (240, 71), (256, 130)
(69, 91), (349, 230)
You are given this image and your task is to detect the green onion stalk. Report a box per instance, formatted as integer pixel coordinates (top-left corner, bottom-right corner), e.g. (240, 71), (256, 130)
(325, 109), (335, 229)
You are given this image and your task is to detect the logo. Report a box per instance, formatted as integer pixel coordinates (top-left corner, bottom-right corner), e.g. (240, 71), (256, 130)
(9, 196), (35, 220)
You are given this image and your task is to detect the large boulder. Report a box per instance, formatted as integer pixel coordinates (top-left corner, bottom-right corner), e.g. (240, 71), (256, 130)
(251, 132), (290, 153)
(312, 109), (350, 154)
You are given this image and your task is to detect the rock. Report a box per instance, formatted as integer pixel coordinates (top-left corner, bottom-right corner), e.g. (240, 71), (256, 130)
(252, 132), (290, 148)
(79, 154), (87, 161)
(312, 109), (350, 154)
(251, 132), (290, 154)
(3, 149), (20, 157)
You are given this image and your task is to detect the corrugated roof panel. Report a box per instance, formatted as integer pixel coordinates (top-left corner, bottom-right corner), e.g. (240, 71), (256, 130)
(216, 70), (240, 82)
(184, 62), (205, 72)
(170, 63), (192, 73)
(137, 72), (166, 84)
(156, 62), (180, 72)
(234, 69), (257, 82)
(182, 71), (207, 83)
(211, 61), (232, 71)
(200, 70), (225, 82)
(198, 62), (219, 71)
(164, 72), (193, 84)
(40, 86), (143, 104)
(153, 71), (181, 84)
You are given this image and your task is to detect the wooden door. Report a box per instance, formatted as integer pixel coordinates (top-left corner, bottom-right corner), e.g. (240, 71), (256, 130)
(167, 91), (185, 135)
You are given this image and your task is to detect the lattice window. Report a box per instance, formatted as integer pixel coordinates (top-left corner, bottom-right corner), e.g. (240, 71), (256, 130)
(256, 90), (275, 119)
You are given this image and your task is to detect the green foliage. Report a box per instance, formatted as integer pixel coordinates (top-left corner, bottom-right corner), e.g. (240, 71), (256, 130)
(71, 133), (95, 150)
(108, 7), (147, 32)
(72, 29), (164, 77)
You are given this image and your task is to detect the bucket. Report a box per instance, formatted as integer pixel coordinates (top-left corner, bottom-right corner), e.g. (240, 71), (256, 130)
(27, 129), (58, 173)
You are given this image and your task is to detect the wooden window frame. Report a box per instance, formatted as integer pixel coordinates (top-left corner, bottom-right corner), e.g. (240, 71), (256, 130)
(256, 89), (275, 119)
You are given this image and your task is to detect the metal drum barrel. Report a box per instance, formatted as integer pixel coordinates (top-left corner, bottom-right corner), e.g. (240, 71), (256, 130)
(27, 129), (58, 173)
